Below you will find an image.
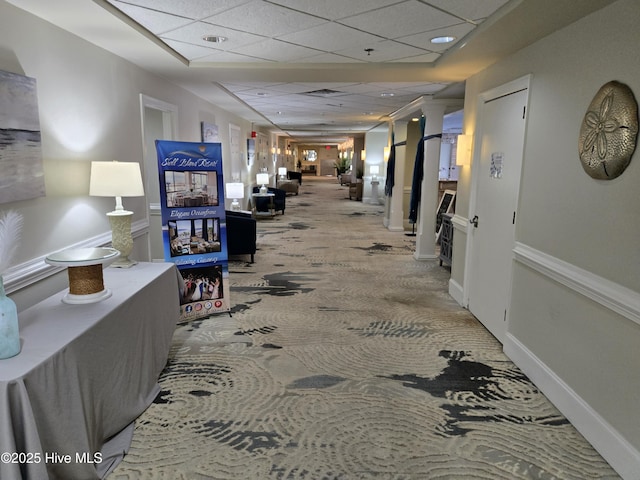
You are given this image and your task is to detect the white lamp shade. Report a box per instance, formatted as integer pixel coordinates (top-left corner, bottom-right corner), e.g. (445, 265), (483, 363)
(370, 165), (380, 175)
(225, 182), (244, 199)
(89, 161), (144, 197)
(278, 167), (287, 176)
(256, 173), (269, 185)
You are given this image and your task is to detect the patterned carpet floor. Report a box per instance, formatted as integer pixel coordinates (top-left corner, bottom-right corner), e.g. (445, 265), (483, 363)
(110, 177), (619, 479)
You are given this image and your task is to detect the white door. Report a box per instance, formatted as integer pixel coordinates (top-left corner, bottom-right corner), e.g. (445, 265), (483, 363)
(467, 77), (530, 343)
(140, 95), (177, 261)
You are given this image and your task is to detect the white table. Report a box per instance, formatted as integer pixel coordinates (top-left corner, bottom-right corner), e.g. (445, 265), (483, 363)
(0, 262), (180, 479)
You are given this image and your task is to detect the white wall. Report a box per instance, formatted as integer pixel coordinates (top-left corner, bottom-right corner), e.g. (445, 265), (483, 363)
(0, 2), (261, 310)
(455, 0), (640, 476)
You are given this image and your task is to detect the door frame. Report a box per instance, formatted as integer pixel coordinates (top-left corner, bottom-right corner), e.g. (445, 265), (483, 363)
(139, 94), (178, 261)
(462, 75), (532, 314)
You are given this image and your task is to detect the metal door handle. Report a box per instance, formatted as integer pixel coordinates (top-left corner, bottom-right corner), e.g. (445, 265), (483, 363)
(470, 215), (479, 228)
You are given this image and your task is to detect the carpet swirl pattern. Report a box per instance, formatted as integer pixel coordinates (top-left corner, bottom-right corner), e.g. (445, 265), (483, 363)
(110, 177), (618, 479)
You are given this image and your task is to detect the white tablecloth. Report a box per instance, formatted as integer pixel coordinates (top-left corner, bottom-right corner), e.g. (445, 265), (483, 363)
(0, 262), (180, 479)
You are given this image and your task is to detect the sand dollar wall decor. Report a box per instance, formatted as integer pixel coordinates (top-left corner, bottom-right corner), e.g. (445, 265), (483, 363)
(579, 81), (638, 179)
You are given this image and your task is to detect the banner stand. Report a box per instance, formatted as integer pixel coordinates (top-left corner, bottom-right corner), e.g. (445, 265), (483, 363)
(155, 140), (231, 322)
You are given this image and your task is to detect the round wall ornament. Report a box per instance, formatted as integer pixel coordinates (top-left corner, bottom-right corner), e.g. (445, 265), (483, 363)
(578, 81), (638, 179)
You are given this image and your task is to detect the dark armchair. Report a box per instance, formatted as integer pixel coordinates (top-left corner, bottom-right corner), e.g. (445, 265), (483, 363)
(287, 170), (302, 184)
(252, 187), (286, 214)
(225, 210), (256, 262)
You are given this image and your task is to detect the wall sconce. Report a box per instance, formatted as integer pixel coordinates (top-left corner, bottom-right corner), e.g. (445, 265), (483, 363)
(361, 149), (366, 161)
(225, 182), (244, 211)
(456, 134), (472, 166)
(89, 160), (144, 268)
(256, 172), (269, 194)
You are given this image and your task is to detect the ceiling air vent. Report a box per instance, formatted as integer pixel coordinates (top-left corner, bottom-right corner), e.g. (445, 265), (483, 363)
(301, 89), (344, 97)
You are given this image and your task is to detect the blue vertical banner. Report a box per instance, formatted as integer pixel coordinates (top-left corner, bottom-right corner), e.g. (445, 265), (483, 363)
(155, 140), (231, 321)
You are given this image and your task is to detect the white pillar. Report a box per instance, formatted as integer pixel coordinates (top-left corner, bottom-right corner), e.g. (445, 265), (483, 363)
(414, 102), (447, 260)
(387, 121), (408, 232)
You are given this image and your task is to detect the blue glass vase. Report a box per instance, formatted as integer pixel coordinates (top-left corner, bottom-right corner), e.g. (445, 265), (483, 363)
(0, 275), (20, 359)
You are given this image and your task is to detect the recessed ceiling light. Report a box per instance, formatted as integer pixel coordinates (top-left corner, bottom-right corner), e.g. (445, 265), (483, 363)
(202, 35), (227, 43)
(431, 36), (456, 44)
(256, 92), (268, 96)
(380, 92), (395, 97)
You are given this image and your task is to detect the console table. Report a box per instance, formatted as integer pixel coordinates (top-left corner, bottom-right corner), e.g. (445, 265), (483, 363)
(0, 262), (180, 479)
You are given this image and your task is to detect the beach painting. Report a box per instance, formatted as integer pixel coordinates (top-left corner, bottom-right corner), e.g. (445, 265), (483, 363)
(0, 70), (45, 204)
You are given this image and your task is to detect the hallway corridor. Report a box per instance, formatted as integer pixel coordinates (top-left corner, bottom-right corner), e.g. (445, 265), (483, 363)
(112, 177), (618, 479)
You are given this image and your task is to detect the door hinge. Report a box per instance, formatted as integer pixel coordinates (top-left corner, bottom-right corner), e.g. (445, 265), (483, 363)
(513, 211), (516, 224)
(523, 106), (526, 119)
(504, 310), (507, 322)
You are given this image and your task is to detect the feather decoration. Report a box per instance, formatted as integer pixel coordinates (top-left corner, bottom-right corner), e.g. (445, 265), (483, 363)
(0, 210), (24, 274)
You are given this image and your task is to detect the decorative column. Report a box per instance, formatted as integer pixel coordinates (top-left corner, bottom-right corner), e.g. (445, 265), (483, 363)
(414, 101), (447, 260)
(387, 120), (408, 232)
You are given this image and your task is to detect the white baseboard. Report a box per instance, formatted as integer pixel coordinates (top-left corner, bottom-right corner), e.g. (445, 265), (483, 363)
(4, 219), (149, 295)
(413, 252), (437, 261)
(504, 333), (640, 480)
(448, 277), (464, 306)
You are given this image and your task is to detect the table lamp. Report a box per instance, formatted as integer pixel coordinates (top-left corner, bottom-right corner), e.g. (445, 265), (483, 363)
(89, 161), (144, 268)
(278, 167), (287, 180)
(370, 165), (380, 182)
(256, 173), (269, 194)
(225, 182), (244, 211)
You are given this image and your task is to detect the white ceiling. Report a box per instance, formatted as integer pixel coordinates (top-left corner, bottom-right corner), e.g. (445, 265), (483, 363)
(8, 0), (616, 144)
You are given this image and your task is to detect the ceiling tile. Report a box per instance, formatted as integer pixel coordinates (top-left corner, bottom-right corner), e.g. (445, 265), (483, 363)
(397, 22), (475, 52)
(108, 2), (193, 34)
(339, 0), (462, 39)
(201, 0), (326, 37)
(107, 0), (252, 20)
(265, 0), (406, 21)
(159, 21), (265, 51)
(278, 22), (383, 52)
(231, 39), (323, 62)
(426, 0), (511, 22)
(335, 40), (429, 63)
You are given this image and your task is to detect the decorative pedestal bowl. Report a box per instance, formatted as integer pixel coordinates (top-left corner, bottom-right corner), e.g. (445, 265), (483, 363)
(45, 247), (120, 304)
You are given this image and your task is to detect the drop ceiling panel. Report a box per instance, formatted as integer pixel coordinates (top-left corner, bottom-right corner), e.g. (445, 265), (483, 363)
(202, 0), (326, 37)
(427, 0), (511, 22)
(109, 0), (253, 21)
(277, 22), (384, 53)
(159, 22), (265, 53)
(339, 0), (462, 39)
(11, 0), (604, 143)
(266, 0), (407, 21)
(335, 40), (430, 63)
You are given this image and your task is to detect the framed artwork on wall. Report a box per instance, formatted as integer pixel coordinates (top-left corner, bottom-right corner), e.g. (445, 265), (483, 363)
(201, 122), (219, 143)
(0, 69), (46, 204)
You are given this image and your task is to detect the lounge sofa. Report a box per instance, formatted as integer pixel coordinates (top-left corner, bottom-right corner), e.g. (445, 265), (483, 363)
(252, 187), (286, 214)
(225, 210), (256, 262)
